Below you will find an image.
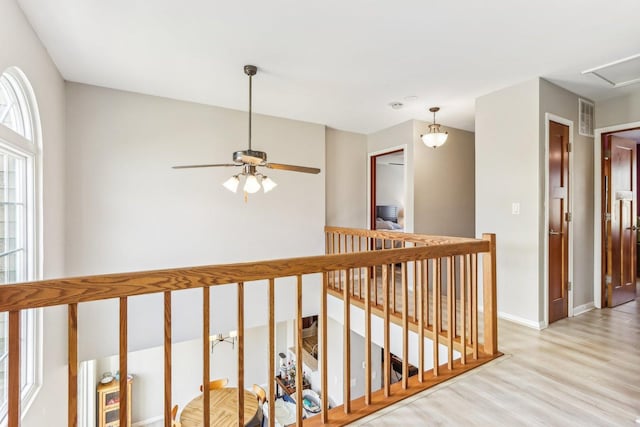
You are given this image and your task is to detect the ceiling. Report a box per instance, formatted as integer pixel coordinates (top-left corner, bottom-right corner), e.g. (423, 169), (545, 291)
(17, 0), (640, 134)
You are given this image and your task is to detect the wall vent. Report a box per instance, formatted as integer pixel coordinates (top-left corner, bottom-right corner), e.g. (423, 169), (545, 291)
(579, 98), (594, 137)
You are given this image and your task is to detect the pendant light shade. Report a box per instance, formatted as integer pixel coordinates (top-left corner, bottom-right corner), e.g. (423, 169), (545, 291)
(421, 107), (448, 148)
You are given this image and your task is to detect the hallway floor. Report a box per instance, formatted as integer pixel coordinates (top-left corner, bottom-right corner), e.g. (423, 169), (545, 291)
(349, 298), (640, 426)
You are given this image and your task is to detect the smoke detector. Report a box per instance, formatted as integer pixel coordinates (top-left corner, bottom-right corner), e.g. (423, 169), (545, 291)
(389, 102), (404, 110)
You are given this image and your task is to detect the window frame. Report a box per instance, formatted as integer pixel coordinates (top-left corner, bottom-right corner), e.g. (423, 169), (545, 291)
(0, 66), (43, 424)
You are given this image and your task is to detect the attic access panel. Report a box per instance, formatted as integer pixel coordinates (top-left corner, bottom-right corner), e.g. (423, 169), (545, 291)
(583, 53), (640, 88)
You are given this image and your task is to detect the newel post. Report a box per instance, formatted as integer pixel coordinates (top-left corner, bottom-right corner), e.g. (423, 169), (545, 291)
(482, 233), (498, 355)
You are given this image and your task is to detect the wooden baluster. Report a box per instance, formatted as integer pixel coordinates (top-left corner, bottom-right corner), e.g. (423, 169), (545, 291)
(391, 258), (396, 314)
(358, 236), (363, 299)
(373, 240), (378, 305)
(417, 261), (424, 383)
(343, 269), (351, 413)
(69, 304), (78, 427)
(364, 267), (372, 405)
(351, 236), (356, 297)
(119, 297), (128, 427)
(471, 253), (479, 360)
(401, 262), (408, 389)
(268, 279), (275, 427)
(164, 292), (172, 427)
(413, 259), (418, 323)
(332, 233), (337, 289)
(424, 255), (430, 328)
(383, 264), (391, 397)
(447, 257), (454, 370)
(483, 233), (498, 355)
(296, 275), (304, 424)
(460, 257), (467, 366)
(238, 282), (245, 427)
(8, 311), (19, 427)
(432, 259), (440, 377)
(203, 287), (210, 426)
(321, 273), (329, 423)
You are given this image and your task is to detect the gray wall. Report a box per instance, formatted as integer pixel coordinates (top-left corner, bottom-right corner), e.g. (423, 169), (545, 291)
(595, 87), (640, 129)
(539, 79), (594, 311)
(368, 120), (415, 232)
(476, 79), (541, 326)
(0, 1), (67, 426)
(413, 122), (475, 237)
(325, 128), (367, 228)
(65, 82), (326, 360)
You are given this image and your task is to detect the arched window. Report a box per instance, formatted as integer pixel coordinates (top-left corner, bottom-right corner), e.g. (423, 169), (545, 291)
(0, 67), (41, 421)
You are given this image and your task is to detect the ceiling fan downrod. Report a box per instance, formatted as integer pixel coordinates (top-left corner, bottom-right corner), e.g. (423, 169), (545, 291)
(244, 65), (257, 151)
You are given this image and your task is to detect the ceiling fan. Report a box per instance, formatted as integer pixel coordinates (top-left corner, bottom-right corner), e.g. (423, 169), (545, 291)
(173, 65), (321, 197)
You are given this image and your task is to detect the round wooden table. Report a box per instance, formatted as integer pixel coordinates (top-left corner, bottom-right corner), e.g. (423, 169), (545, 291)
(180, 387), (260, 427)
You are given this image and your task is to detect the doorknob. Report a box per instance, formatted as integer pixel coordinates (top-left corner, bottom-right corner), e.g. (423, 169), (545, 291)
(549, 229), (563, 236)
(625, 226), (639, 231)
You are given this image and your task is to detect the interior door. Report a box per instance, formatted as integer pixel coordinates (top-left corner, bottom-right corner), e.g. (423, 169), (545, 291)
(607, 135), (637, 307)
(548, 121), (570, 323)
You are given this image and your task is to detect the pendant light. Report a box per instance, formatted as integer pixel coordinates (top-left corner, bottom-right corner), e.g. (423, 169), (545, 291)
(421, 107), (448, 148)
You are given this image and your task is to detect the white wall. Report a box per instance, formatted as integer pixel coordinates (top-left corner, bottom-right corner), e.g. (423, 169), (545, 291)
(0, 1), (67, 426)
(475, 79), (541, 326)
(325, 317), (382, 406)
(413, 122), (475, 237)
(375, 163), (404, 208)
(325, 128), (367, 228)
(65, 82), (326, 360)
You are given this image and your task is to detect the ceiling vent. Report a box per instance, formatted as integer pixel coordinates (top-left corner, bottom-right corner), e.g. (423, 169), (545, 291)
(579, 98), (594, 138)
(582, 53), (640, 88)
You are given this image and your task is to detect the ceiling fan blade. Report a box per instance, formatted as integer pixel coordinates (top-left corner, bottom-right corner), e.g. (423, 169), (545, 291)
(265, 163), (321, 174)
(172, 163), (239, 169)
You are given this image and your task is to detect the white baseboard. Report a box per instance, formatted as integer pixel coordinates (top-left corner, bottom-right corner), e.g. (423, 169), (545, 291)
(498, 311), (543, 330)
(132, 416), (163, 427)
(572, 302), (595, 317)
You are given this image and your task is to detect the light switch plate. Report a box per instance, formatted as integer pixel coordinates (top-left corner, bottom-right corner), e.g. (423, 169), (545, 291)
(512, 202), (520, 215)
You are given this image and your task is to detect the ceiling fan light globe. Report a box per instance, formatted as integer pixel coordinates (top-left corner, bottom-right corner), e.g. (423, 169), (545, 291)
(262, 176), (277, 193)
(244, 174), (261, 194)
(223, 175), (240, 192)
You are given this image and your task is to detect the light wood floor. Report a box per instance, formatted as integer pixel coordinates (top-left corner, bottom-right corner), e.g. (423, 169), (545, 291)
(349, 296), (640, 426)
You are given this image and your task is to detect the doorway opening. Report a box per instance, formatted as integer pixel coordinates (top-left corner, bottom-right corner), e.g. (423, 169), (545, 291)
(599, 127), (640, 308)
(369, 149), (405, 232)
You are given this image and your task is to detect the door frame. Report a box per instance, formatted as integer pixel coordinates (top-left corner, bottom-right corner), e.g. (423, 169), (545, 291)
(593, 120), (640, 308)
(543, 113), (574, 327)
(367, 145), (409, 231)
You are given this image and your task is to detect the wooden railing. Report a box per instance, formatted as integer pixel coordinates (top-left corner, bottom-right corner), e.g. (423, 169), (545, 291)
(0, 227), (498, 427)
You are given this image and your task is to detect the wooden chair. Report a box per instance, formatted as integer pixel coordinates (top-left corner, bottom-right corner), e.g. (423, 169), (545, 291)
(252, 384), (267, 405)
(199, 377), (229, 392)
(252, 384), (267, 427)
(171, 404), (181, 427)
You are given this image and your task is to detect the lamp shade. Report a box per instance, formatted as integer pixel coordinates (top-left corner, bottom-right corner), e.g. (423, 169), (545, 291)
(222, 175), (240, 193)
(262, 176), (277, 193)
(421, 131), (448, 148)
(244, 174), (261, 193)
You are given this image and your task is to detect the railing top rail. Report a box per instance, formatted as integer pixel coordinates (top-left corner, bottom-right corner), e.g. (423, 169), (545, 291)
(0, 238), (490, 312)
(324, 226), (480, 246)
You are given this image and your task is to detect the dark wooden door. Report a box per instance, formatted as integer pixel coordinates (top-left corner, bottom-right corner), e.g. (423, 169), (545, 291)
(548, 121), (570, 323)
(608, 135), (637, 307)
